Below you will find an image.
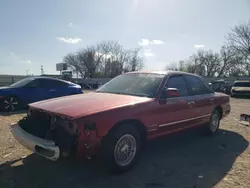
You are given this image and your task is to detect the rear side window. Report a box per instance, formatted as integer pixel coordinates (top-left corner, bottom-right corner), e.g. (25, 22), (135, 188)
(198, 77), (214, 93)
(184, 75), (207, 95)
(37, 79), (68, 88)
(165, 75), (188, 97)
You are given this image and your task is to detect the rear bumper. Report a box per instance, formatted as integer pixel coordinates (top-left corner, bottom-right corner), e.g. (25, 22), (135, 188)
(10, 124), (60, 161)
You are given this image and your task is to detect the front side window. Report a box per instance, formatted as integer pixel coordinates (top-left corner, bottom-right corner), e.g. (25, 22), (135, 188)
(165, 75), (188, 97)
(96, 73), (164, 98)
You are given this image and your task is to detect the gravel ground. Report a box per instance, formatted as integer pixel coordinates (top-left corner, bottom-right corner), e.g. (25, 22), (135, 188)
(0, 97), (250, 188)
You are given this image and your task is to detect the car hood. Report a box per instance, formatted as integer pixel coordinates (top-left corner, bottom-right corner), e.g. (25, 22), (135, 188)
(0, 86), (10, 90)
(0, 86), (14, 94)
(29, 92), (152, 118)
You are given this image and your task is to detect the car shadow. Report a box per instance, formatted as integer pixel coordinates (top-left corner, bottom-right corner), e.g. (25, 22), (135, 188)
(0, 110), (26, 116)
(0, 129), (248, 188)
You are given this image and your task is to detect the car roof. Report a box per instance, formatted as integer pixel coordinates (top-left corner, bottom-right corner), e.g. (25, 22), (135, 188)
(28, 76), (74, 84)
(124, 70), (199, 77)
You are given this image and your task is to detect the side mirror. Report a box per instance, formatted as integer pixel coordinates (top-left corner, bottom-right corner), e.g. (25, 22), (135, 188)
(166, 88), (180, 98)
(159, 88), (180, 104)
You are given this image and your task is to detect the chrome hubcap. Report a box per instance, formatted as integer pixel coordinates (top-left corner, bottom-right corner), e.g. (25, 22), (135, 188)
(114, 134), (137, 167)
(210, 114), (219, 132)
(3, 97), (18, 111)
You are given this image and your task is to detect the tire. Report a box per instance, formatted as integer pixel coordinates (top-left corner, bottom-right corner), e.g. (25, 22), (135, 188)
(206, 110), (221, 135)
(101, 124), (142, 173)
(0, 96), (20, 112)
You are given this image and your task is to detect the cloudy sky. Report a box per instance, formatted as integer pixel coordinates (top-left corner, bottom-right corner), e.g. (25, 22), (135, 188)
(0, 0), (249, 75)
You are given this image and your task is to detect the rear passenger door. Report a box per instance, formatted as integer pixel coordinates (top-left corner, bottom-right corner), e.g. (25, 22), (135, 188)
(183, 75), (214, 125)
(47, 80), (70, 98)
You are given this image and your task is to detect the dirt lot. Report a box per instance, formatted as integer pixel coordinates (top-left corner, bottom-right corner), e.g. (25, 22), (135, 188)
(0, 98), (250, 188)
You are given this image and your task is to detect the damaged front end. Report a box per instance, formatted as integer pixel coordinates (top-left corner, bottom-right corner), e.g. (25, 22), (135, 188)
(11, 109), (79, 160)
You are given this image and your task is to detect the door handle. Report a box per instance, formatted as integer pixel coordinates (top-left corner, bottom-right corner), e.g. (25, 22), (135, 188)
(209, 98), (214, 104)
(49, 89), (56, 92)
(188, 101), (195, 105)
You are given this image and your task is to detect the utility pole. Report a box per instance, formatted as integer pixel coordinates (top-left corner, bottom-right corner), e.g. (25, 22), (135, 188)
(41, 65), (44, 75)
(26, 69), (30, 76)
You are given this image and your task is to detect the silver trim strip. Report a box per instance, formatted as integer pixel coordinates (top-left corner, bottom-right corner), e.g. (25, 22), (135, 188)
(158, 114), (211, 127)
(148, 128), (158, 132)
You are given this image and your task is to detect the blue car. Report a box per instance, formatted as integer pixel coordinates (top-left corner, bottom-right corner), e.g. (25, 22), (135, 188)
(0, 77), (83, 111)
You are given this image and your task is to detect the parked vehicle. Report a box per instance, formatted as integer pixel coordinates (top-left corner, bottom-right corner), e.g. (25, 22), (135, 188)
(209, 80), (231, 95)
(0, 77), (83, 111)
(11, 71), (231, 173)
(231, 80), (250, 97)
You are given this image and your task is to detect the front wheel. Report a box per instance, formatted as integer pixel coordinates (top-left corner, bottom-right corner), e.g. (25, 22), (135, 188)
(101, 124), (142, 173)
(0, 96), (20, 112)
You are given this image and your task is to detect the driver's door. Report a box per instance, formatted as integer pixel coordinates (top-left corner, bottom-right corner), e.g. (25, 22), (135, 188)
(155, 75), (197, 134)
(23, 79), (47, 104)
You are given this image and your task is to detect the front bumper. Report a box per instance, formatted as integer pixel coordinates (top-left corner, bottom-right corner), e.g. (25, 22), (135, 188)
(231, 91), (250, 96)
(10, 124), (60, 161)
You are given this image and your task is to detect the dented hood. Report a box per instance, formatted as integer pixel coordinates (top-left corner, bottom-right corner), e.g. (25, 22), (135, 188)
(29, 92), (152, 118)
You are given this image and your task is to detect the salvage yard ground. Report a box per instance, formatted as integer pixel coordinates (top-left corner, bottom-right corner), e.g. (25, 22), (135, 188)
(0, 97), (250, 188)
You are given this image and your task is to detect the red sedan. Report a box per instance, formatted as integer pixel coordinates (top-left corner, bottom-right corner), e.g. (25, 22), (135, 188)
(11, 71), (231, 173)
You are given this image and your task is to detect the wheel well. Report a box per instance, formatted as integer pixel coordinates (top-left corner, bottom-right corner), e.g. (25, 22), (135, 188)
(214, 106), (223, 119)
(105, 119), (147, 143)
(1, 95), (20, 101)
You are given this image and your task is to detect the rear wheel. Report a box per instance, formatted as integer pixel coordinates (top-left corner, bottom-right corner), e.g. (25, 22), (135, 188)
(0, 96), (20, 112)
(206, 110), (221, 135)
(101, 124), (142, 173)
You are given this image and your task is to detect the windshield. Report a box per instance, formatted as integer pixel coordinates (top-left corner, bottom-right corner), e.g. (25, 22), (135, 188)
(96, 73), (164, 97)
(10, 78), (34, 88)
(233, 82), (250, 87)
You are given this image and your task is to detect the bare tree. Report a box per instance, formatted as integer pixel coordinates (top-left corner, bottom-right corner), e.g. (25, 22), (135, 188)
(226, 20), (250, 59)
(165, 61), (187, 72)
(165, 50), (221, 76)
(195, 50), (221, 76)
(63, 53), (85, 77)
(217, 45), (248, 77)
(163, 21), (250, 77)
(165, 62), (179, 71)
(226, 20), (250, 75)
(62, 41), (144, 78)
(124, 48), (144, 72)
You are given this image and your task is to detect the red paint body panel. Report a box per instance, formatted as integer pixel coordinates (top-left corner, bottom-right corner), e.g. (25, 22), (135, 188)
(28, 72), (231, 159)
(29, 93), (152, 118)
